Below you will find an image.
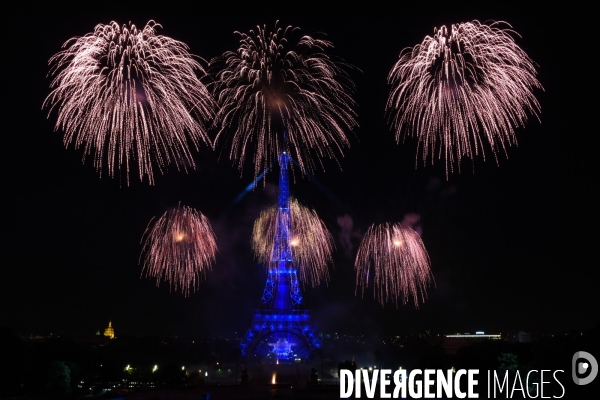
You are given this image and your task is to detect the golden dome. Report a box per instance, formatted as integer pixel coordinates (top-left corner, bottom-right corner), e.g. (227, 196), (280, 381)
(103, 320), (115, 339)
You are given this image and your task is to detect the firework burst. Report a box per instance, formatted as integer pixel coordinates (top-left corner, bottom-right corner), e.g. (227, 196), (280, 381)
(140, 204), (217, 296)
(387, 20), (542, 174)
(355, 223), (434, 307)
(252, 198), (333, 287)
(211, 22), (358, 179)
(44, 21), (215, 185)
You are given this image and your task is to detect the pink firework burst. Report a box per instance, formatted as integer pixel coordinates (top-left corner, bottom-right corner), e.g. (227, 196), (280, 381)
(355, 223), (434, 308)
(252, 198), (333, 287)
(387, 20), (542, 174)
(44, 21), (215, 185)
(211, 22), (358, 179)
(140, 204), (217, 296)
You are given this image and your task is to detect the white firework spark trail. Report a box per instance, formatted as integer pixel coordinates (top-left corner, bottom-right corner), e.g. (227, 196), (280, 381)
(355, 223), (434, 308)
(140, 204), (217, 296)
(44, 21), (215, 184)
(387, 20), (542, 175)
(211, 22), (358, 179)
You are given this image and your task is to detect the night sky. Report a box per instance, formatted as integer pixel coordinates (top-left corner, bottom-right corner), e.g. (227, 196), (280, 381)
(1, 5), (595, 338)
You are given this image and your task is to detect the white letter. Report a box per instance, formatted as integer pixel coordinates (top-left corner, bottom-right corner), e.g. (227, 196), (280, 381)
(437, 369), (453, 398)
(527, 370), (539, 398)
(393, 369), (406, 398)
(468, 370), (479, 398)
(553, 370), (565, 399)
(380, 369), (391, 398)
(424, 370), (435, 398)
(510, 371), (526, 398)
(340, 370), (353, 398)
(493, 370), (509, 397)
(355, 370), (361, 398)
(409, 370), (423, 399)
(363, 369), (378, 399)
(540, 370), (550, 398)
(454, 370), (466, 398)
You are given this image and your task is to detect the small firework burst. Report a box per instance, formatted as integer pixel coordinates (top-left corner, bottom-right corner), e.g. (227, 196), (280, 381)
(252, 198), (333, 287)
(387, 20), (542, 174)
(140, 204), (217, 296)
(355, 223), (434, 307)
(44, 20), (215, 184)
(211, 22), (358, 179)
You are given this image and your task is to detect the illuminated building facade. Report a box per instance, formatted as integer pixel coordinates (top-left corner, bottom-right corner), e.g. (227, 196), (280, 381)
(240, 152), (321, 362)
(442, 332), (501, 354)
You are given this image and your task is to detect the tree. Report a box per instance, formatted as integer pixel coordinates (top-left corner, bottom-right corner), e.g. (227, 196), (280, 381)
(43, 360), (71, 400)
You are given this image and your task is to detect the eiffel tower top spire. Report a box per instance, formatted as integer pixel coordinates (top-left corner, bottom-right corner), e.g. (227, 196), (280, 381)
(277, 151), (290, 211)
(273, 151), (292, 265)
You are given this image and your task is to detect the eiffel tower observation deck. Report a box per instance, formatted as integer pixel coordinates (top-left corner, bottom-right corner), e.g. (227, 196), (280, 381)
(240, 152), (321, 363)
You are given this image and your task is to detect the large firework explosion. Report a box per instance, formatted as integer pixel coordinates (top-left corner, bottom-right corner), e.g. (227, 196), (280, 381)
(355, 223), (434, 307)
(387, 20), (541, 174)
(252, 198), (333, 287)
(211, 22), (358, 179)
(140, 204), (217, 296)
(44, 21), (215, 185)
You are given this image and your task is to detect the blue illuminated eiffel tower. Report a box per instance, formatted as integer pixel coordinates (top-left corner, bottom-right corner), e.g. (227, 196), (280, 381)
(240, 152), (321, 362)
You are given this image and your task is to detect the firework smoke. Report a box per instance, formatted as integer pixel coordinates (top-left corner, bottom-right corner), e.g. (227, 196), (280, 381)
(211, 22), (358, 179)
(44, 21), (215, 184)
(140, 204), (217, 296)
(252, 198), (333, 287)
(355, 223), (434, 307)
(387, 20), (541, 174)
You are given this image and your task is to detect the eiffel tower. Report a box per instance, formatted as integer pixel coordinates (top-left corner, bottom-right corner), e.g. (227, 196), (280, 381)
(240, 152), (321, 362)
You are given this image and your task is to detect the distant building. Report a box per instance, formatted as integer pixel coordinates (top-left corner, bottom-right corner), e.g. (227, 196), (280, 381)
(506, 331), (531, 343)
(20, 334), (49, 342)
(104, 321), (115, 339)
(442, 332), (502, 354)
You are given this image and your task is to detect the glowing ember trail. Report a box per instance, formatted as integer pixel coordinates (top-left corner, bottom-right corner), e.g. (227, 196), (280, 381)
(355, 223), (434, 308)
(252, 198), (333, 288)
(211, 22), (358, 179)
(44, 21), (215, 185)
(140, 204), (217, 296)
(387, 20), (542, 174)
